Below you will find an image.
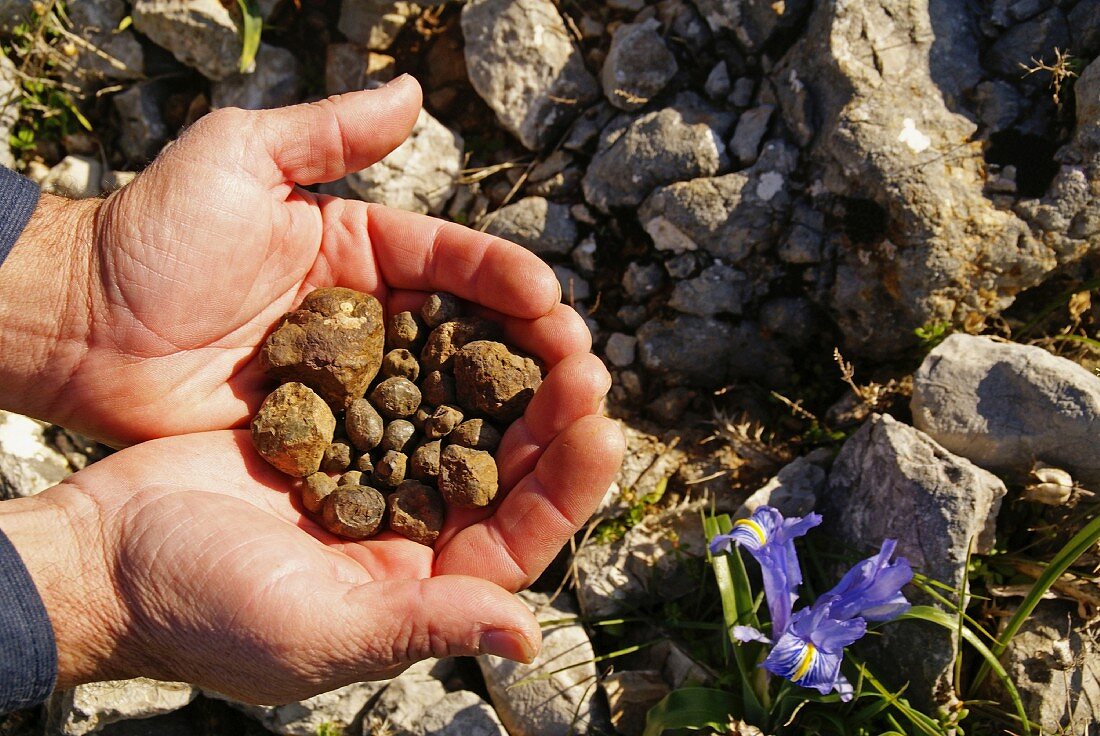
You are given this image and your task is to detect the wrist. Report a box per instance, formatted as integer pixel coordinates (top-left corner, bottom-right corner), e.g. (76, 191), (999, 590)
(0, 193), (100, 424)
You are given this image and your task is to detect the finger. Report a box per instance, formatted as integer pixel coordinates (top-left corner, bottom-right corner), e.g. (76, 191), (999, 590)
(252, 76), (423, 185)
(435, 416), (625, 590)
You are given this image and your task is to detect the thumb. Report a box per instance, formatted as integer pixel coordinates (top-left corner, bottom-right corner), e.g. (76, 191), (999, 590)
(328, 575), (542, 672)
(248, 75), (422, 186)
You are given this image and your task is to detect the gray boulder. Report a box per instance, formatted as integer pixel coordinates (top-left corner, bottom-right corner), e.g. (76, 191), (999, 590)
(362, 659), (484, 736)
(668, 262), (751, 316)
(478, 592), (608, 736)
(415, 692), (507, 736)
(481, 196), (577, 256)
(601, 19), (678, 111)
(325, 45), (395, 95)
(133, 0), (243, 81)
(583, 105), (730, 212)
(774, 0), (1059, 358)
(211, 44), (303, 110)
(1070, 0), (1100, 58)
(637, 317), (792, 386)
(735, 454), (826, 519)
(911, 334), (1100, 488)
(0, 411), (72, 500)
(208, 682), (385, 736)
(1, 54), (21, 169)
(821, 413), (1006, 709)
(113, 82), (170, 164)
(639, 141), (796, 259)
(343, 109), (463, 215)
(984, 9), (1070, 80)
(46, 680), (197, 736)
(462, 0), (600, 150)
(338, 1), (421, 50)
(68, 0), (144, 81)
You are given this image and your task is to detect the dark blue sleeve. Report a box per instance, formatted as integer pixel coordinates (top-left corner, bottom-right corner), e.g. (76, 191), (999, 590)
(0, 527), (57, 713)
(0, 167), (41, 269)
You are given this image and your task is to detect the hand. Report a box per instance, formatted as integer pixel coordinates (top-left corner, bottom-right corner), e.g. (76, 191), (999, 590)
(0, 421), (623, 702)
(0, 76), (590, 446)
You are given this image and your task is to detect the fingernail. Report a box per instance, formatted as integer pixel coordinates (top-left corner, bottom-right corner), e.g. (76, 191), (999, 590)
(479, 629), (536, 663)
(384, 73), (413, 88)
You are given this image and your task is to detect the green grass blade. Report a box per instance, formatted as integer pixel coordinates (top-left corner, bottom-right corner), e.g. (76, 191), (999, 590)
(236, 0), (262, 73)
(972, 512), (1100, 691)
(642, 688), (737, 736)
(901, 606), (1032, 735)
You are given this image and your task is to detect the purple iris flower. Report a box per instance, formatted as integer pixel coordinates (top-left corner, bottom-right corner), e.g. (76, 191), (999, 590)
(823, 538), (913, 622)
(763, 598), (866, 699)
(709, 506), (822, 634)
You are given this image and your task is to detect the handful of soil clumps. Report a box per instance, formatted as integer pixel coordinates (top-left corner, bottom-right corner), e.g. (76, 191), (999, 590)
(250, 287), (542, 545)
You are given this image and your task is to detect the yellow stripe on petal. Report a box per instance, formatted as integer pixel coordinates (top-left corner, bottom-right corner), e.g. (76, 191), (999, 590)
(733, 518), (768, 546)
(792, 643), (816, 682)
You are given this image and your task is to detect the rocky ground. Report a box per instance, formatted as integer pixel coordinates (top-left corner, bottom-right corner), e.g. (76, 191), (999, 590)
(1, 0), (1099, 734)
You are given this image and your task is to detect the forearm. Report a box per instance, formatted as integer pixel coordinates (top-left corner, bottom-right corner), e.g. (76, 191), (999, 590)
(0, 193), (99, 424)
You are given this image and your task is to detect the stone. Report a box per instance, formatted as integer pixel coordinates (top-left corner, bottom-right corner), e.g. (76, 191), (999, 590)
(462, 0), (600, 150)
(583, 104), (731, 212)
(387, 480), (445, 545)
(554, 265), (590, 303)
(346, 398), (384, 452)
(261, 288), (386, 409)
(601, 18), (679, 111)
(729, 104), (773, 165)
(250, 383), (337, 477)
(211, 43), (303, 110)
(777, 207), (824, 264)
(447, 419), (501, 452)
(759, 296), (820, 345)
(363, 660), (480, 736)
(479, 592), (608, 736)
(209, 682), (385, 736)
(622, 261), (665, 300)
(820, 413), (1006, 709)
(320, 441), (352, 473)
(325, 44), (395, 94)
(911, 334), (1100, 488)
(605, 333), (637, 368)
(388, 311), (423, 351)
(692, 0), (812, 50)
(132, 0), (243, 81)
(973, 80), (1021, 132)
(453, 341), (542, 422)
(639, 141), (797, 261)
(421, 292), (461, 328)
(370, 377), (421, 418)
(47, 679), (197, 736)
(1070, 0), (1100, 58)
(0, 54), (17, 169)
(41, 155), (103, 200)
(602, 671), (670, 736)
(338, 470), (363, 487)
(113, 82), (170, 164)
(424, 405), (462, 440)
(321, 485), (386, 539)
(730, 77), (755, 107)
(637, 315), (734, 387)
(380, 348), (420, 382)
(438, 444), (498, 507)
(989, 601), (1100, 732)
(571, 235), (598, 274)
(705, 61), (731, 99)
(379, 419), (416, 452)
(668, 262), (751, 316)
(481, 197), (577, 256)
(68, 0), (144, 81)
(302, 472), (336, 513)
(344, 109), (463, 216)
(735, 455), (825, 519)
(409, 439), (441, 480)
(415, 691), (507, 736)
(775, 0), (1058, 358)
(337, 0), (419, 50)
(374, 449), (407, 487)
(984, 9), (1070, 80)
(421, 317), (501, 372)
(0, 412), (72, 500)
(421, 370), (455, 407)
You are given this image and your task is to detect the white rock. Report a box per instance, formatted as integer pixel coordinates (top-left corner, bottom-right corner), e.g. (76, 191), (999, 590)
(415, 690), (507, 736)
(735, 454), (827, 519)
(208, 682), (385, 736)
(47, 679), (197, 736)
(730, 104), (774, 165)
(0, 411), (72, 499)
(42, 155), (104, 199)
(0, 53), (17, 169)
(605, 333), (638, 368)
(132, 0), (242, 81)
(554, 265), (590, 303)
(211, 43), (303, 110)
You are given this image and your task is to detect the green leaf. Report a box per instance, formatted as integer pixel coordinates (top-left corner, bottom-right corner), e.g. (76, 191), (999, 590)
(642, 688), (737, 736)
(117, 15), (132, 31)
(236, 0), (262, 73)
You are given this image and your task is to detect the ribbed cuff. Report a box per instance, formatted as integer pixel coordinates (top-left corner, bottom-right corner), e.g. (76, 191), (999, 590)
(0, 167), (41, 271)
(0, 527), (57, 713)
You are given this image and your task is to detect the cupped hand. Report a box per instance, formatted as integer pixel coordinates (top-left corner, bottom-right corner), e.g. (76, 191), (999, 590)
(3, 414), (622, 702)
(6, 76), (590, 447)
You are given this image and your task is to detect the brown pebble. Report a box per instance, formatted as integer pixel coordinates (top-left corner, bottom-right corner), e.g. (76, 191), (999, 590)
(420, 317), (500, 372)
(421, 292), (461, 327)
(370, 376), (422, 419)
(250, 382), (337, 477)
(321, 441), (352, 473)
(302, 472), (336, 513)
(387, 481), (445, 545)
(355, 454), (374, 474)
(387, 311), (422, 351)
(409, 440), (441, 481)
(338, 470), (363, 486)
(346, 398), (384, 452)
(380, 419), (416, 453)
(453, 340), (541, 422)
(422, 370), (456, 406)
(438, 444), (499, 508)
(411, 405), (432, 431)
(425, 405), (463, 439)
(260, 287), (385, 409)
(448, 419), (502, 452)
(374, 450), (407, 488)
(321, 485), (386, 539)
(380, 349), (420, 381)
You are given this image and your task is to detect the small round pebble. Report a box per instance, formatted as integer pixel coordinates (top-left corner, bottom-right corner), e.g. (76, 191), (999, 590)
(448, 419), (502, 453)
(438, 444), (499, 508)
(421, 292), (461, 327)
(250, 382), (337, 477)
(387, 481), (445, 546)
(374, 450), (407, 488)
(387, 311), (422, 351)
(302, 472), (336, 513)
(411, 405), (432, 431)
(453, 340), (542, 422)
(409, 440), (441, 481)
(321, 485), (386, 539)
(355, 454), (374, 474)
(321, 441), (352, 473)
(422, 370), (456, 406)
(370, 377), (422, 419)
(380, 349), (420, 381)
(425, 405), (463, 440)
(380, 419), (416, 453)
(346, 398), (384, 452)
(338, 470), (363, 486)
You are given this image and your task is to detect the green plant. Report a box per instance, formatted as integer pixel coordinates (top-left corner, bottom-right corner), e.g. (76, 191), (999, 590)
(236, 0), (262, 73)
(914, 321), (951, 351)
(315, 722), (344, 736)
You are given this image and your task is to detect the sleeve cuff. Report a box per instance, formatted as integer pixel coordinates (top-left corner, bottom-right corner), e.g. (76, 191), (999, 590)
(0, 167), (42, 270)
(0, 527), (58, 713)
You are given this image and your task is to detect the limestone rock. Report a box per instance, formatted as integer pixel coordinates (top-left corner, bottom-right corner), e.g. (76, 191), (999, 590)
(42, 155), (103, 200)
(911, 334), (1100, 488)
(47, 679), (197, 736)
(68, 0), (144, 81)
(735, 454), (826, 519)
(133, 0), (243, 81)
(692, 0), (813, 50)
(0, 411), (72, 500)
(0, 54), (17, 169)
(481, 197), (577, 256)
(638, 316), (793, 387)
(602, 671), (669, 736)
(338, 0), (420, 51)
(600, 19), (678, 111)
(462, 0), (600, 150)
(325, 44), (395, 95)
(211, 44), (303, 110)
(478, 592), (609, 736)
(344, 109), (463, 215)
(668, 262), (751, 316)
(208, 682), (385, 736)
(821, 414), (1006, 709)
(113, 82), (170, 164)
